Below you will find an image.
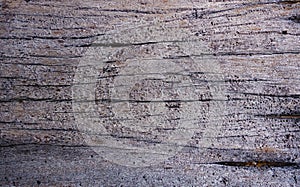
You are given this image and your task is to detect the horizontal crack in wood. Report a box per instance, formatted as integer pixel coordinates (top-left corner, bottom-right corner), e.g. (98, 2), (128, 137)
(213, 161), (299, 168)
(278, 0), (300, 5)
(289, 15), (300, 23)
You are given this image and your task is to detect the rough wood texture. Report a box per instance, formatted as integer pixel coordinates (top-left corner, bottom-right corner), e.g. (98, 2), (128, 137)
(1, 0), (300, 186)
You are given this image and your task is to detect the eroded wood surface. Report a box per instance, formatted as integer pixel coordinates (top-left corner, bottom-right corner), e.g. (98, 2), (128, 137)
(1, 0), (300, 186)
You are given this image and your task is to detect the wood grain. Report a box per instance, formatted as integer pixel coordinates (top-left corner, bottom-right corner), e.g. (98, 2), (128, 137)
(1, 0), (299, 186)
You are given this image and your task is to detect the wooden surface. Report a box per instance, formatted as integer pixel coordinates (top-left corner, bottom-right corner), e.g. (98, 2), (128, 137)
(1, 0), (300, 186)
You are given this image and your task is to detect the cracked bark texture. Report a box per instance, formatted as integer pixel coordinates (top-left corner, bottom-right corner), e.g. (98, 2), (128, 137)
(1, 0), (300, 186)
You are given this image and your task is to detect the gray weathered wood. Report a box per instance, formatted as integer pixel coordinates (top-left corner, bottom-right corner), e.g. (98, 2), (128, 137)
(1, 0), (300, 186)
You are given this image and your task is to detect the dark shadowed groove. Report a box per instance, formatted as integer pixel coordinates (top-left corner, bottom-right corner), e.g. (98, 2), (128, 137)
(28, 54), (82, 59)
(14, 84), (71, 88)
(0, 33), (104, 40)
(0, 97), (73, 103)
(288, 15), (300, 23)
(241, 92), (300, 98)
(213, 161), (299, 168)
(278, 0), (300, 5)
(0, 55), (82, 59)
(1, 127), (80, 132)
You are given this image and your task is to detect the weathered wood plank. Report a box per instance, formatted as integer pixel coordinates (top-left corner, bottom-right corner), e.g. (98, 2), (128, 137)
(1, 0), (300, 186)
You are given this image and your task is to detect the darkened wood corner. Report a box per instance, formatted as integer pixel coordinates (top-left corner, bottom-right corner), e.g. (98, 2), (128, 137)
(1, 0), (300, 186)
